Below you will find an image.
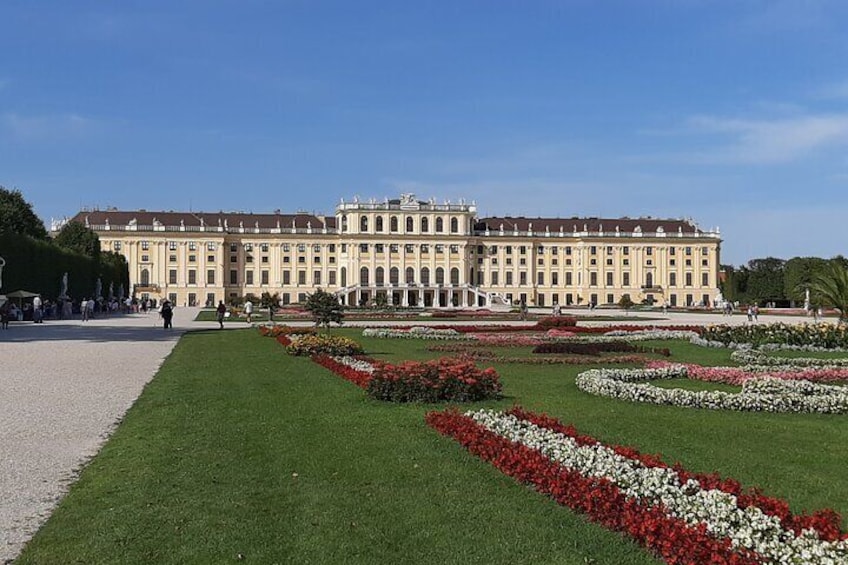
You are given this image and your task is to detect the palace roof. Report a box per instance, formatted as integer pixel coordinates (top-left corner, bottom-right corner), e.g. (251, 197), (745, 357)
(475, 216), (704, 235)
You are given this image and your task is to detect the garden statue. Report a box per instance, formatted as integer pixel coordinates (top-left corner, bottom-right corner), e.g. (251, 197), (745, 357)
(60, 272), (69, 298)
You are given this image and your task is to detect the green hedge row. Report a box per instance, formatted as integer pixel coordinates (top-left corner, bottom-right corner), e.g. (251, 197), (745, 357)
(0, 233), (129, 300)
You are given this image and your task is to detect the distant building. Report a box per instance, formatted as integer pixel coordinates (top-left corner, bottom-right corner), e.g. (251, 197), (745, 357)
(60, 194), (722, 308)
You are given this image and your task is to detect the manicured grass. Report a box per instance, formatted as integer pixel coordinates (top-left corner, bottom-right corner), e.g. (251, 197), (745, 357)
(18, 329), (848, 564)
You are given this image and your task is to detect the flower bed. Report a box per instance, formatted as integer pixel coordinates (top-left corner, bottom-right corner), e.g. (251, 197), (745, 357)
(366, 358), (501, 403)
(286, 334), (364, 356)
(701, 323), (848, 349)
(427, 407), (847, 564)
(532, 341), (671, 357)
(535, 316), (578, 329)
(258, 325), (315, 338)
(646, 361), (848, 386)
(731, 349), (848, 368)
(568, 325), (704, 335)
(361, 327), (471, 340)
(312, 354), (374, 389)
(576, 366), (848, 413)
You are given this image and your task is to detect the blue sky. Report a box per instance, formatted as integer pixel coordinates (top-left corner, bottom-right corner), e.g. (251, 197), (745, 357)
(2, 1), (848, 265)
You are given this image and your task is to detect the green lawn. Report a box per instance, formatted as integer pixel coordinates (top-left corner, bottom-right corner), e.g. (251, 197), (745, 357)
(17, 329), (848, 564)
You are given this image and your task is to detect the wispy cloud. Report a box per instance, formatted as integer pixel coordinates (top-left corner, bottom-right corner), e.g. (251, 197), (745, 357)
(678, 113), (848, 164)
(1, 113), (100, 141)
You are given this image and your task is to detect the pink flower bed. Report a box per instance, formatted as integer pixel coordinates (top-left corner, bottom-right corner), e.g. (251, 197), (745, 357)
(646, 361), (848, 385)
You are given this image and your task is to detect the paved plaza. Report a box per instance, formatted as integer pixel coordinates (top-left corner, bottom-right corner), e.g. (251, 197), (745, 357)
(0, 306), (826, 562)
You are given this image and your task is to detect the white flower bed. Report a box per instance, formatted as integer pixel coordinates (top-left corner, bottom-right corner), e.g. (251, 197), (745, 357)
(361, 327), (471, 340)
(467, 409), (848, 564)
(731, 349), (848, 368)
(603, 330), (700, 341)
(332, 355), (377, 374)
(576, 366), (848, 414)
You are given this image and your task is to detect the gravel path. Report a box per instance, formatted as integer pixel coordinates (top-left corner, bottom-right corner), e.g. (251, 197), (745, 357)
(0, 310), (203, 563)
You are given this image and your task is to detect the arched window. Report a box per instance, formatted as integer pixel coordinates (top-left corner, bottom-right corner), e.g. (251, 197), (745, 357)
(421, 217), (429, 233)
(390, 267), (399, 285)
(140, 268), (150, 286)
(436, 267), (445, 285)
(341, 267), (347, 287)
(376, 216), (384, 232)
(390, 216), (398, 232)
(405, 267), (415, 284)
(376, 266), (385, 286)
(450, 267), (460, 285)
(450, 217), (459, 233)
(421, 267), (430, 285)
(360, 266), (369, 285)
(435, 217), (444, 232)
(360, 216), (368, 232)
(341, 215), (348, 232)
(406, 216), (414, 232)
(645, 272), (653, 288)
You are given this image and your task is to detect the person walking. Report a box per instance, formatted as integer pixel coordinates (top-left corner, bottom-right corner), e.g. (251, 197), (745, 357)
(160, 300), (174, 329)
(32, 295), (43, 323)
(243, 299), (254, 324)
(81, 298), (89, 322)
(216, 301), (227, 329)
(0, 302), (10, 329)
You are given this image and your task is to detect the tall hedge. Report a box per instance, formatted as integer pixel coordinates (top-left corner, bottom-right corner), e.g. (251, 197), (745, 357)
(0, 233), (128, 300)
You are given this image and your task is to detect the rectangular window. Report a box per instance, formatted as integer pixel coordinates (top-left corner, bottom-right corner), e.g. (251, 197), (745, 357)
(490, 245), (498, 254)
(230, 270), (237, 284)
(359, 243), (368, 252)
(450, 245), (459, 254)
(141, 255), (149, 262)
(298, 271), (306, 284)
(329, 271), (336, 285)
(298, 256), (306, 264)
(207, 242), (216, 251)
(170, 241), (177, 251)
(606, 246), (613, 254)
(565, 246), (572, 255)
(685, 247), (692, 256)
(623, 272), (630, 286)
(230, 243), (238, 252)
(565, 272), (573, 285)
(670, 259), (676, 266)
(506, 246), (513, 254)
(702, 272), (709, 286)
(519, 246), (526, 255)
(282, 293), (290, 305)
(537, 245), (544, 254)
(246, 271), (254, 285)
(208, 255), (215, 262)
(329, 244), (335, 252)
(506, 272), (513, 285)
(375, 244), (384, 253)
(669, 273), (677, 286)
(405, 244), (415, 253)
(261, 256), (268, 263)
(646, 247), (653, 255)
(702, 259), (708, 267)
(245, 243), (253, 252)
(188, 242), (197, 251)
(112, 241), (123, 251)
(314, 271), (321, 285)
(261, 270), (269, 285)
(669, 247), (676, 256)
(537, 272), (544, 285)
(283, 256), (290, 264)
(283, 270), (291, 285)
(141, 241), (149, 250)
(685, 272), (693, 286)
(519, 272), (527, 285)
(607, 294), (614, 304)
(207, 269), (215, 285)
(538, 258), (544, 266)
(491, 271), (499, 285)
(606, 258), (613, 266)
(390, 244), (399, 253)
(420, 244), (428, 254)
(606, 272), (613, 286)
(701, 247), (708, 255)
(552, 272), (559, 285)
(297, 244), (305, 252)
(188, 254), (196, 262)
(590, 246), (597, 255)
(169, 269), (177, 284)
(590, 272), (598, 286)
(188, 270), (197, 284)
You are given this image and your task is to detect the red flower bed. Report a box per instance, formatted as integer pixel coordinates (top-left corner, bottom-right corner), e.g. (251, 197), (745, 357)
(426, 409), (761, 564)
(367, 358), (502, 403)
(507, 407), (846, 542)
(259, 325), (315, 338)
(312, 355), (373, 389)
(389, 324), (535, 333)
(532, 341), (671, 357)
(566, 325), (704, 335)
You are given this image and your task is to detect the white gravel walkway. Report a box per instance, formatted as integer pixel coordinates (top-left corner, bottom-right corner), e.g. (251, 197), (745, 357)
(0, 308), (207, 563)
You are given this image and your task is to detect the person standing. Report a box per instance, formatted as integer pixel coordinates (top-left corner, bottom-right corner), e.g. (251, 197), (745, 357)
(32, 295), (43, 323)
(0, 302), (10, 329)
(216, 301), (227, 329)
(243, 299), (254, 324)
(81, 298), (89, 322)
(161, 300), (174, 329)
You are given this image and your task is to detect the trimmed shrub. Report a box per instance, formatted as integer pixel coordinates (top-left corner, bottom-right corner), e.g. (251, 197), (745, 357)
(535, 316), (578, 329)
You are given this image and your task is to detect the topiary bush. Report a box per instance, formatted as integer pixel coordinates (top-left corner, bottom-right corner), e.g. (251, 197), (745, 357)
(535, 316), (578, 330)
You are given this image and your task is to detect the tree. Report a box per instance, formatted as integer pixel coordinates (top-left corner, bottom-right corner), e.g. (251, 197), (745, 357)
(0, 187), (48, 239)
(809, 263), (848, 322)
(260, 291), (280, 321)
(304, 288), (344, 329)
(53, 221), (101, 259)
(783, 257), (828, 305)
(746, 257), (785, 305)
(618, 294), (634, 314)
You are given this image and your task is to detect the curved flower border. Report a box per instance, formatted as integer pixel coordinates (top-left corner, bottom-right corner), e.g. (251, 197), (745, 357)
(427, 407), (847, 564)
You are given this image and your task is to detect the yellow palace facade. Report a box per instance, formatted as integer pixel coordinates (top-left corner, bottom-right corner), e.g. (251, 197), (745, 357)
(62, 194), (722, 309)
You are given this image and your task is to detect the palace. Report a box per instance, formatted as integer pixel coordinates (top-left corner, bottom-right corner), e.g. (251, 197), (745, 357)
(60, 194), (722, 309)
